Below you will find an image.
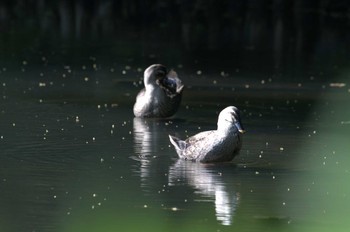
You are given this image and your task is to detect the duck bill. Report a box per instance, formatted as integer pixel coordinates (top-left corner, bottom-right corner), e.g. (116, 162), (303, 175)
(235, 121), (245, 134)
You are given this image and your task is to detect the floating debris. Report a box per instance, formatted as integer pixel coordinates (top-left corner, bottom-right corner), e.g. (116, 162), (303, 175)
(220, 71), (228, 77)
(329, 83), (346, 88)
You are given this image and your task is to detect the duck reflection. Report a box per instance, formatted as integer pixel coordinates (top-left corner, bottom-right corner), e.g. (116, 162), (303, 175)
(133, 117), (177, 189)
(133, 117), (157, 158)
(168, 160), (240, 226)
(132, 118), (159, 187)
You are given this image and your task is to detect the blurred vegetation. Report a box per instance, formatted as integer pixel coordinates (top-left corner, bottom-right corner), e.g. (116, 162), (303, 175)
(0, 0), (349, 79)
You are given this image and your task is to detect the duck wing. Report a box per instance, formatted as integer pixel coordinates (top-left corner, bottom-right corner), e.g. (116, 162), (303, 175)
(133, 88), (148, 117)
(186, 130), (215, 144)
(169, 130), (217, 161)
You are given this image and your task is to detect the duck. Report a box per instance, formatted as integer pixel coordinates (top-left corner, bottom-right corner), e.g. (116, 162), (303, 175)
(133, 64), (184, 118)
(169, 106), (245, 163)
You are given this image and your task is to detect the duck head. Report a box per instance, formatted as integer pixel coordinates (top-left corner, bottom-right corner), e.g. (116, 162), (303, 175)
(217, 106), (245, 133)
(144, 64), (184, 96)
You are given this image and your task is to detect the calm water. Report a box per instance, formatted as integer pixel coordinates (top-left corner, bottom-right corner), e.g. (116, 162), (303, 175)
(0, 64), (350, 232)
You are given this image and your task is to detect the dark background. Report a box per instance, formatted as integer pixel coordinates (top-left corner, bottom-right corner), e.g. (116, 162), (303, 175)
(0, 0), (349, 81)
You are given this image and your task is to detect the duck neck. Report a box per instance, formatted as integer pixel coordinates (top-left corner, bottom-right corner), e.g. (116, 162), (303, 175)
(217, 121), (236, 133)
(145, 82), (158, 92)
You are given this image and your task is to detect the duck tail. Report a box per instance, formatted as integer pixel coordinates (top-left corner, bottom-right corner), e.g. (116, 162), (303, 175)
(168, 135), (187, 156)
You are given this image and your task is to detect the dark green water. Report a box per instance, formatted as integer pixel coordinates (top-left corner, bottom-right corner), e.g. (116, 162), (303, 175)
(0, 1), (349, 231)
(0, 63), (349, 232)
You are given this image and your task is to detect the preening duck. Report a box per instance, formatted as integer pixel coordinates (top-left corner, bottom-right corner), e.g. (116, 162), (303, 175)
(133, 64), (184, 118)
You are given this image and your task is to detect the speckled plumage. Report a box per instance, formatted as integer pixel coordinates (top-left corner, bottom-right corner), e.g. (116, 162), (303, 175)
(169, 106), (245, 163)
(133, 64), (184, 118)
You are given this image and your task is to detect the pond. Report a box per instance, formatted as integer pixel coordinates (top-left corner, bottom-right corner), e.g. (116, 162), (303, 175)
(0, 60), (349, 232)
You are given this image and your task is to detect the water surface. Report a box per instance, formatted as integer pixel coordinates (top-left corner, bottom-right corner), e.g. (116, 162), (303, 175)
(0, 63), (350, 232)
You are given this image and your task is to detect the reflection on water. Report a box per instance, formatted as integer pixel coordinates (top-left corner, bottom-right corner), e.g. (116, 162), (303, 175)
(168, 160), (240, 226)
(132, 118), (158, 187)
(132, 116), (241, 226)
(0, 48), (349, 231)
(132, 117), (178, 190)
(133, 117), (158, 158)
